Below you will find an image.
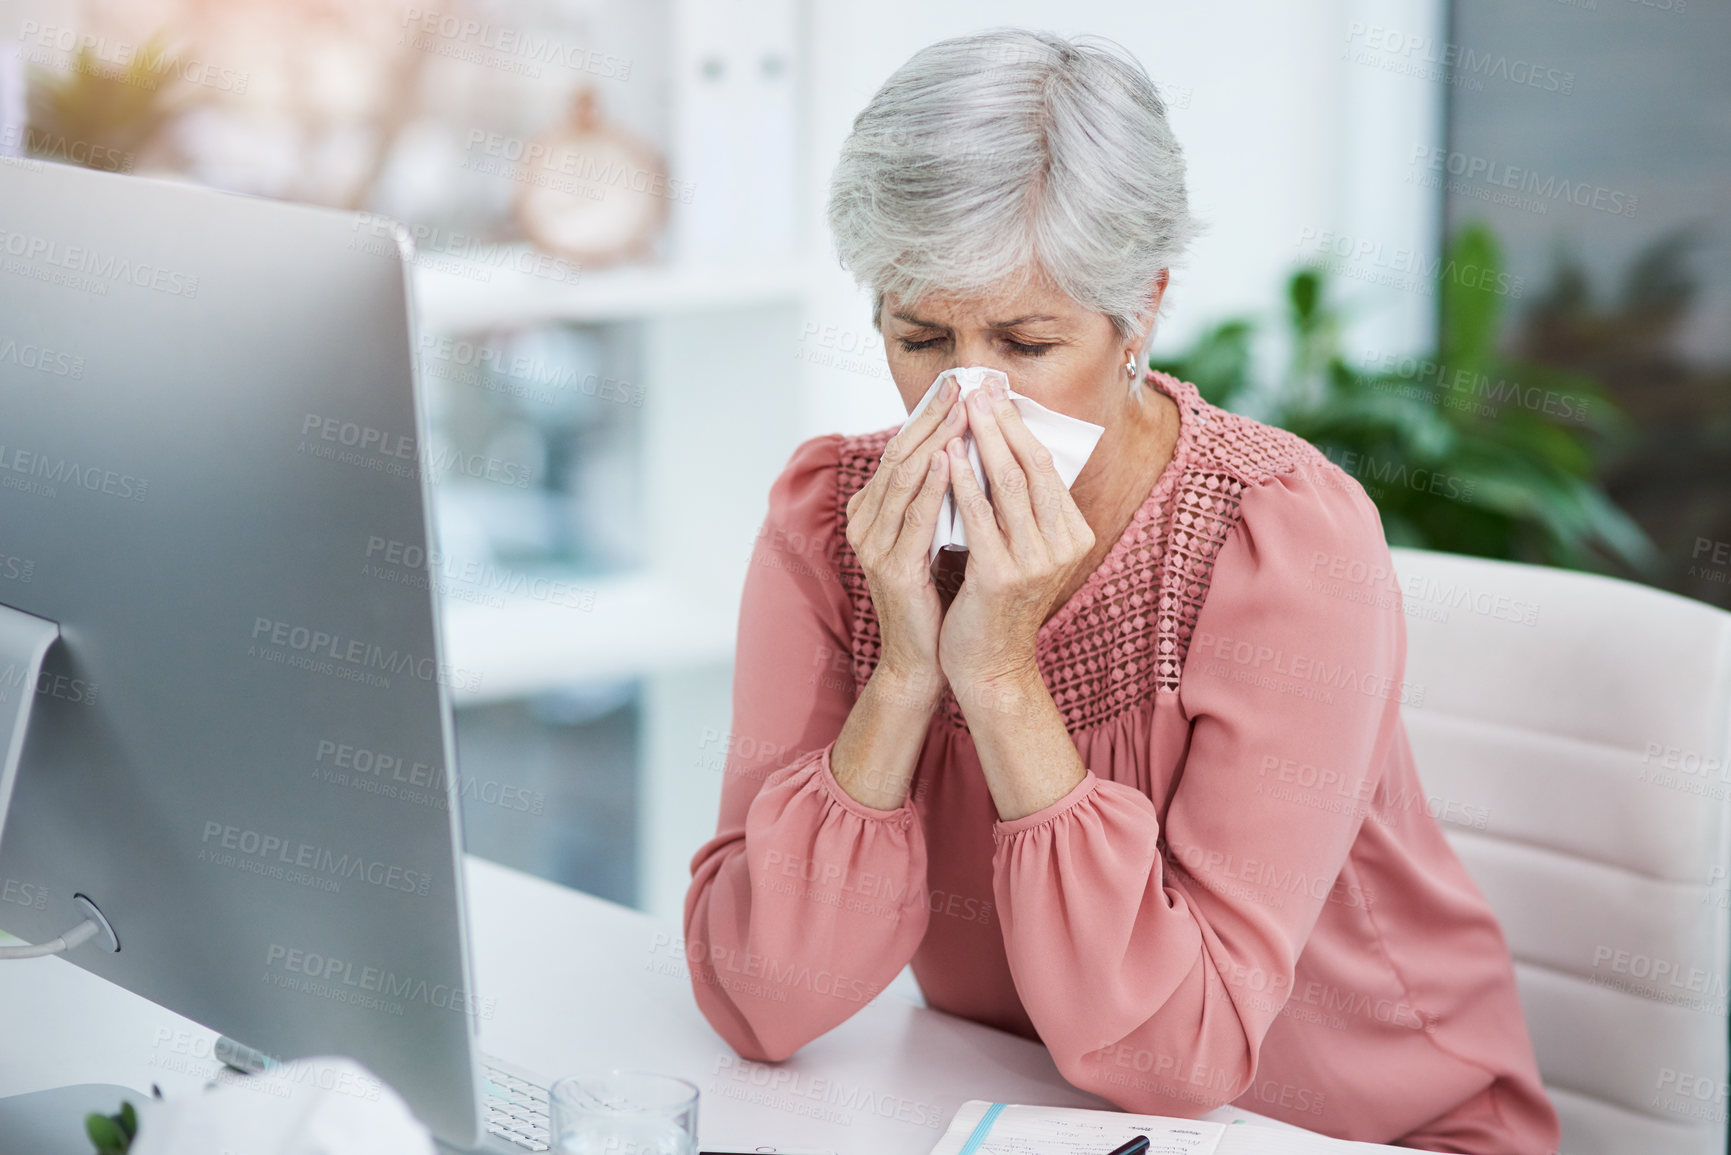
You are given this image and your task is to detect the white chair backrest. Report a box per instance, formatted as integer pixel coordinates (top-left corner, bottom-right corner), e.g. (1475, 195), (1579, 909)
(1390, 546), (1731, 1155)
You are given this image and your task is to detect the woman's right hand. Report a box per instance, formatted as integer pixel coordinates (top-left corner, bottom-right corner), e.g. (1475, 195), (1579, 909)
(844, 377), (967, 705)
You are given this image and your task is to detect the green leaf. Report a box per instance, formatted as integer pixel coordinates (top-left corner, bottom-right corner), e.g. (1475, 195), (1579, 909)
(85, 1112), (128, 1154)
(1289, 268), (1321, 326)
(1571, 484), (1663, 575)
(1439, 221), (1505, 374)
(119, 1101), (138, 1138)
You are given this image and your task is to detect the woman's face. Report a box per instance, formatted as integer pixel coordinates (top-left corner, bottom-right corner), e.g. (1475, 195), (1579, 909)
(880, 267), (1162, 428)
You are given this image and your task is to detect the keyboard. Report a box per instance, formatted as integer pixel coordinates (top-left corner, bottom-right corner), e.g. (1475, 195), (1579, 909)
(482, 1056), (550, 1151)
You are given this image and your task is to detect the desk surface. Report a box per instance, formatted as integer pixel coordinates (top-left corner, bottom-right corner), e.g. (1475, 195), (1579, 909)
(0, 855), (1303, 1153)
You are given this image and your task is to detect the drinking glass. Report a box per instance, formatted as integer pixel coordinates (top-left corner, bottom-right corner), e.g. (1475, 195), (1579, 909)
(548, 1070), (699, 1155)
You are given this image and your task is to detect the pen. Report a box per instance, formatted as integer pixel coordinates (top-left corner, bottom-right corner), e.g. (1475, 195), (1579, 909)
(1104, 1137), (1150, 1155)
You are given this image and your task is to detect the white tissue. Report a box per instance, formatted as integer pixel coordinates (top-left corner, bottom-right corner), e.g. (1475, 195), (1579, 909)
(898, 366), (1106, 565)
(129, 1056), (435, 1155)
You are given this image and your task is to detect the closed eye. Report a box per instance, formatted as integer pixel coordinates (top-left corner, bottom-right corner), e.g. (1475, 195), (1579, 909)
(894, 336), (1055, 355)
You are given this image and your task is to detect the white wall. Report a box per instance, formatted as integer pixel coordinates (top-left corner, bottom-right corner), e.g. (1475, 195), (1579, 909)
(795, 0), (1446, 439)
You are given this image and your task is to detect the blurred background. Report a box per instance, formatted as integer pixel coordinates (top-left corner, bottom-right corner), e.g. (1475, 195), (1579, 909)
(3, 0), (1724, 924)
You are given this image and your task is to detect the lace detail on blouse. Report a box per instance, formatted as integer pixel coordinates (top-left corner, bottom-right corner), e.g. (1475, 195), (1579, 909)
(833, 371), (1338, 733)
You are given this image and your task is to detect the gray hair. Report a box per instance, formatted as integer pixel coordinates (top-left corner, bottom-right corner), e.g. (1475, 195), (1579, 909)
(826, 28), (1200, 386)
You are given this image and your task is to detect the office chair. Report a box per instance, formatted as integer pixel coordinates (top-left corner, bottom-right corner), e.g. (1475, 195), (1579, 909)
(1391, 546), (1731, 1155)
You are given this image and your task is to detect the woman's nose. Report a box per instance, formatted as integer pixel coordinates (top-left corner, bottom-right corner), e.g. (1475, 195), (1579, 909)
(947, 343), (1011, 376)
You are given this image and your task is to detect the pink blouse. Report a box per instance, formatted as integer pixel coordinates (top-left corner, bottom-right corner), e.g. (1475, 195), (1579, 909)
(684, 370), (1560, 1154)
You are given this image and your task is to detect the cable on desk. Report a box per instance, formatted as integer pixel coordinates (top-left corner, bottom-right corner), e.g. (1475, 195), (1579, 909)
(0, 917), (102, 959)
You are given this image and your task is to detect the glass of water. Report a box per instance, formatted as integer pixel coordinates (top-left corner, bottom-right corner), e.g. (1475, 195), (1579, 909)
(549, 1070), (699, 1155)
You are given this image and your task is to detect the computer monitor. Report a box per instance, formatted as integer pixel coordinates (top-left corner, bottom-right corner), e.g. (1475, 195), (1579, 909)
(0, 157), (523, 1150)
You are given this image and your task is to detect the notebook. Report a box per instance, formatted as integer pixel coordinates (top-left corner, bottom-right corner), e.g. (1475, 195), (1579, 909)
(929, 1100), (1411, 1154)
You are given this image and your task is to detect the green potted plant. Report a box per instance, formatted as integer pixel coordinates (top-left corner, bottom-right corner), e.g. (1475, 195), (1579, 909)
(1152, 222), (1659, 576)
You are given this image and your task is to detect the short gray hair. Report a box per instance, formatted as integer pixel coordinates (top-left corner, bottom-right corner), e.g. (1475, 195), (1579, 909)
(826, 28), (1200, 376)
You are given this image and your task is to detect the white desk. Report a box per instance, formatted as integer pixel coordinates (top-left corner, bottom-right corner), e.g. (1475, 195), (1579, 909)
(0, 855), (1303, 1153)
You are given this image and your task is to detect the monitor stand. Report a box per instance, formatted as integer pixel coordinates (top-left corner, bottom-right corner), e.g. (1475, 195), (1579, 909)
(0, 600), (60, 843)
(0, 606), (141, 1150)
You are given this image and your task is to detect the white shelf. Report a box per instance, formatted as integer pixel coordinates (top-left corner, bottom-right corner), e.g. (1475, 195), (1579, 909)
(412, 245), (814, 332)
(441, 567), (742, 706)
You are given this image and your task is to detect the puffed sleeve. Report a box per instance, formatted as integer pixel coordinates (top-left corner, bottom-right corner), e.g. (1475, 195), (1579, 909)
(682, 433), (933, 1061)
(987, 459), (1405, 1111)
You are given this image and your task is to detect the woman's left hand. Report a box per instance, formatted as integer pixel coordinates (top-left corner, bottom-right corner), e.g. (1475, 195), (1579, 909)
(937, 382), (1097, 695)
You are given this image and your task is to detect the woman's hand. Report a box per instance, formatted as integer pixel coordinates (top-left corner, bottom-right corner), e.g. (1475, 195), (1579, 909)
(844, 376), (966, 703)
(938, 382), (1097, 694)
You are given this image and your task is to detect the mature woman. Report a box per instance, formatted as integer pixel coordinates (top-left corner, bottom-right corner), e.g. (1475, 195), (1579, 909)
(684, 28), (1559, 1155)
